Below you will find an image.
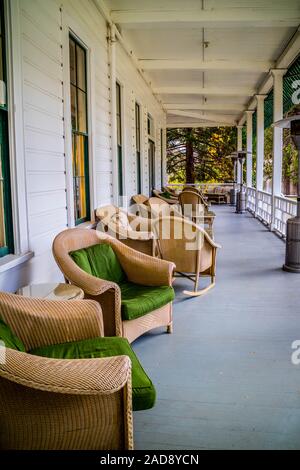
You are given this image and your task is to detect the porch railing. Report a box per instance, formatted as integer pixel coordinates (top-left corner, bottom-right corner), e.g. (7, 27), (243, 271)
(246, 187), (297, 238)
(167, 182), (234, 192)
(273, 194), (296, 236)
(256, 190), (273, 225)
(246, 187), (256, 213)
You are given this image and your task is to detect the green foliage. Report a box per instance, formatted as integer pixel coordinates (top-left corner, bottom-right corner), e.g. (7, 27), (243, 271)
(168, 125), (298, 193)
(167, 127), (237, 184)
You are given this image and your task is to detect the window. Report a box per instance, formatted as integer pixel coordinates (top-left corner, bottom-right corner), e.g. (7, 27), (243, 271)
(135, 102), (142, 193)
(69, 36), (90, 225)
(147, 114), (155, 194)
(0, 2), (13, 257)
(116, 82), (123, 197)
(147, 113), (154, 138)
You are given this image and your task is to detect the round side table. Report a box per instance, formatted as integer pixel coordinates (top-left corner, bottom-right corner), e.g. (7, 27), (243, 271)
(17, 283), (84, 300)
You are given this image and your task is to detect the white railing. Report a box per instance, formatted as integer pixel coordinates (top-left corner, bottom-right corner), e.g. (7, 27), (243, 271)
(273, 195), (296, 236)
(246, 187), (256, 213)
(256, 190), (273, 225)
(246, 187), (297, 238)
(167, 182), (234, 192)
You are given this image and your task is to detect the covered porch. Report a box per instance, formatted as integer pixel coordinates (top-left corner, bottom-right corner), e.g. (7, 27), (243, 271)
(0, 0), (300, 453)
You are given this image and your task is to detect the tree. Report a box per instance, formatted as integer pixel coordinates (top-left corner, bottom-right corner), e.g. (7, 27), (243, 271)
(167, 127), (237, 184)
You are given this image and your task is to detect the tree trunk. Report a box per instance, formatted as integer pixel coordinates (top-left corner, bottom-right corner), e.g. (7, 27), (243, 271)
(185, 128), (195, 184)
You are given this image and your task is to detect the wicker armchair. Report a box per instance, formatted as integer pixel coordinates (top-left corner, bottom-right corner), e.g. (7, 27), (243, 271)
(95, 204), (154, 256)
(140, 197), (181, 220)
(152, 189), (178, 204)
(53, 229), (175, 343)
(131, 194), (149, 205)
(153, 216), (221, 296)
(0, 293), (133, 450)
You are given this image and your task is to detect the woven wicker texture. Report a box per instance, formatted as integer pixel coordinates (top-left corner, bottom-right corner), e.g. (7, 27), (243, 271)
(0, 293), (133, 450)
(53, 229), (175, 341)
(153, 216), (220, 295)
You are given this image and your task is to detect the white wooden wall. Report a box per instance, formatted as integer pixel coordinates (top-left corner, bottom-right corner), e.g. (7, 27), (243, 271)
(2, 0), (166, 288)
(116, 42), (166, 203)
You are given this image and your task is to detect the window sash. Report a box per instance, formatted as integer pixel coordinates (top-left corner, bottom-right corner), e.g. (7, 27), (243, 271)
(135, 102), (141, 193)
(69, 35), (90, 224)
(116, 82), (123, 197)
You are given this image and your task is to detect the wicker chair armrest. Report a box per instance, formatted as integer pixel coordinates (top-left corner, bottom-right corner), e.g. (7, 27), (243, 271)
(56, 259), (117, 297)
(195, 225), (222, 249)
(112, 240), (175, 287)
(0, 349), (131, 396)
(0, 293), (104, 351)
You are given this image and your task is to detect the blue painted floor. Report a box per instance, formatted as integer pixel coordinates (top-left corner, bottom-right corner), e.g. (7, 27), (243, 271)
(132, 206), (300, 450)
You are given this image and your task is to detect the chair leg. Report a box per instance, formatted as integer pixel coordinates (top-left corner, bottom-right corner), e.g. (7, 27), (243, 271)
(194, 273), (199, 292)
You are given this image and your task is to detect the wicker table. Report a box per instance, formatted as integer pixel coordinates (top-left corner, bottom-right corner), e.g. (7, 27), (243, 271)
(17, 282), (84, 300)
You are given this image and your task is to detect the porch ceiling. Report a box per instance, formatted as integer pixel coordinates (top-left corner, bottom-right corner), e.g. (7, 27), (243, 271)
(105, 0), (300, 127)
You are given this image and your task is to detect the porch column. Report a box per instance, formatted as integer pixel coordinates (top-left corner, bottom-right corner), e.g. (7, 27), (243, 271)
(236, 125), (243, 184)
(271, 69), (286, 197)
(255, 94), (266, 192)
(271, 69), (286, 229)
(245, 111), (253, 187)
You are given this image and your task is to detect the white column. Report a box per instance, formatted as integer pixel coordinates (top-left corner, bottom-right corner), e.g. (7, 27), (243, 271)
(255, 95), (266, 192)
(245, 111), (253, 187)
(236, 125), (243, 184)
(271, 69), (286, 197)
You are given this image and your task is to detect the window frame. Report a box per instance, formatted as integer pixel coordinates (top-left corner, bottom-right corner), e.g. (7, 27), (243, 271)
(116, 81), (123, 197)
(135, 101), (142, 194)
(69, 34), (90, 226)
(147, 113), (156, 194)
(0, 1), (13, 258)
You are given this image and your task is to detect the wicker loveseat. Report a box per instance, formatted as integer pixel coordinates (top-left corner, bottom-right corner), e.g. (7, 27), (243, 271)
(53, 229), (175, 343)
(0, 293), (144, 449)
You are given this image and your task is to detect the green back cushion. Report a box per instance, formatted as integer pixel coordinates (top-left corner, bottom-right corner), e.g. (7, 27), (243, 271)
(120, 282), (175, 321)
(70, 243), (126, 284)
(0, 317), (25, 351)
(30, 336), (155, 411)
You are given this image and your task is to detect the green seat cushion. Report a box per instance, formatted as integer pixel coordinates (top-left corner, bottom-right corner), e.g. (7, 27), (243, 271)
(0, 317), (25, 351)
(70, 243), (126, 284)
(30, 336), (155, 411)
(120, 282), (175, 321)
